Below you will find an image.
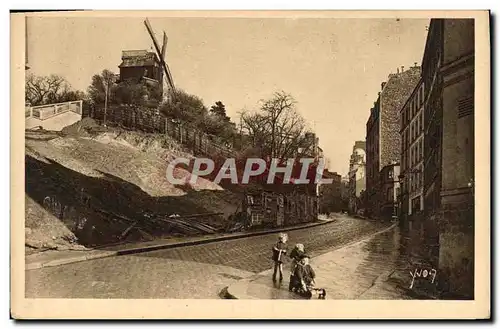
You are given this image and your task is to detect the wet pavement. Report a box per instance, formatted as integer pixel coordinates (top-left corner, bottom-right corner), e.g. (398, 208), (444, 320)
(25, 216), (390, 298)
(226, 225), (417, 299)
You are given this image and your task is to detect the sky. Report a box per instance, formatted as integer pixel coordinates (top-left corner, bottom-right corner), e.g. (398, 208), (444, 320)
(26, 15), (429, 176)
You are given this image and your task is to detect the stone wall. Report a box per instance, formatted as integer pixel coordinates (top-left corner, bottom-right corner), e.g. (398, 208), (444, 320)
(380, 67), (421, 170)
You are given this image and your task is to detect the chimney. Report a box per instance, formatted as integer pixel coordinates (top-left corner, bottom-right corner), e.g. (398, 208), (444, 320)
(401, 65), (405, 72)
(414, 62), (418, 67)
(381, 82), (386, 90)
(397, 68), (399, 74)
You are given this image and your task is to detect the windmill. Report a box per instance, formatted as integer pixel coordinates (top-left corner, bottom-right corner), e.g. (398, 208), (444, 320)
(144, 18), (175, 98)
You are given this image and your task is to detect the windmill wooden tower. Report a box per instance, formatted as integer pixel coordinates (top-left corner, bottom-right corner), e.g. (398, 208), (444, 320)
(144, 18), (175, 99)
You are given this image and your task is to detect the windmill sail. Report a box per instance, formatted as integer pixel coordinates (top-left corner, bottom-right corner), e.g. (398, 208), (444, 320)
(144, 18), (175, 92)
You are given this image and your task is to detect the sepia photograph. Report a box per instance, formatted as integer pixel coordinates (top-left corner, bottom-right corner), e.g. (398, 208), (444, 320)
(10, 10), (490, 319)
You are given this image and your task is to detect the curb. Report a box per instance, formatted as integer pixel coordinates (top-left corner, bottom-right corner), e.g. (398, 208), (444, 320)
(223, 223), (397, 299)
(26, 219), (336, 271)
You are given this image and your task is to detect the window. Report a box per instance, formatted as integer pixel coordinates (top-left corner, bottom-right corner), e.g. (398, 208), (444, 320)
(388, 187), (394, 201)
(411, 196), (421, 213)
(420, 112), (424, 132)
(420, 139), (424, 159)
(389, 170), (394, 180)
(420, 165), (424, 186)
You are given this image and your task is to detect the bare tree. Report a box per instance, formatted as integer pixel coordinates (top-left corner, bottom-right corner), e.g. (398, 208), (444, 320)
(260, 91), (296, 157)
(25, 73), (69, 106)
(240, 111), (270, 154)
(239, 91), (316, 160)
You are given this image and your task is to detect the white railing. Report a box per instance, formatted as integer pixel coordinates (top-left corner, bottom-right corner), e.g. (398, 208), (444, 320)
(26, 100), (83, 120)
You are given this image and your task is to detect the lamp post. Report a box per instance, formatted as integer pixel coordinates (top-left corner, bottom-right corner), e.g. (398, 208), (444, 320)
(104, 81), (109, 127)
(103, 74), (118, 127)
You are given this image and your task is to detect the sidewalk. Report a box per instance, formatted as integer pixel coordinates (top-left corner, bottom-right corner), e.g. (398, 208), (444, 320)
(224, 224), (415, 300)
(26, 217), (336, 271)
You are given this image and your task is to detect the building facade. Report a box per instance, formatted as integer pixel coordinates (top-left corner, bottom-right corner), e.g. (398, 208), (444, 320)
(366, 66), (421, 220)
(421, 19), (475, 299)
(340, 175), (350, 212)
(318, 171), (343, 214)
(348, 141), (366, 215)
(399, 79), (426, 233)
(379, 162), (400, 219)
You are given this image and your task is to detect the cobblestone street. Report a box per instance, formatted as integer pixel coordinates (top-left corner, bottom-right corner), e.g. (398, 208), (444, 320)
(225, 224), (415, 300)
(25, 216), (390, 298)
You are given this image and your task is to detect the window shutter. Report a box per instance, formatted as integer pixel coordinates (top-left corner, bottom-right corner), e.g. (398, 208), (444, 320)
(457, 96), (474, 118)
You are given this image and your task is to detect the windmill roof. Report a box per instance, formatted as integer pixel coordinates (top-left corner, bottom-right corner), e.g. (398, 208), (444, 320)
(119, 50), (159, 68)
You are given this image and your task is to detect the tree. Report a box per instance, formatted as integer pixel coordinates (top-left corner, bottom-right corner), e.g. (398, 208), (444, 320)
(210, 101), (230, 122)
(239, 91), (316, 160)
(87, 69), (118, 106)
(159, 89), (209, 126)
(25, 73), (72, 106)
(240, 111), (270, 157)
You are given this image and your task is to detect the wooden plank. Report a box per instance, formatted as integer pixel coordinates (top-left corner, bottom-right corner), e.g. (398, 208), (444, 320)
(120, 221), (138, 239)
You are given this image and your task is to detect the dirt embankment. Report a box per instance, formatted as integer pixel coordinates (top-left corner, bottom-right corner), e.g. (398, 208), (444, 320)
(25, 119), (244, 254)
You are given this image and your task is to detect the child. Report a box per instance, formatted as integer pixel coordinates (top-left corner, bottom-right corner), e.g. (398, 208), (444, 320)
(271, 233), (288, 282)
(295, 255), (316, 293)
(289, 243), (306, 273)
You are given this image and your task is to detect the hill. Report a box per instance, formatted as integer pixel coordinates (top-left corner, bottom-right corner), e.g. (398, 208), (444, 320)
(25, 119), (244, 253)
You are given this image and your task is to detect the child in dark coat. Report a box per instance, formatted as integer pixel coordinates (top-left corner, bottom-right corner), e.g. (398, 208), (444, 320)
(295, 255), (316, 291)
(272, 233), (288, 282)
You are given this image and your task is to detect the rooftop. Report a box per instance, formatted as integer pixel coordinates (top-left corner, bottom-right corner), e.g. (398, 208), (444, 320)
(119, 50), (160, 68)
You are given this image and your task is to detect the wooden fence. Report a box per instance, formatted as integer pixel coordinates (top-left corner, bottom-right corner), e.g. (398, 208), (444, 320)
(89, 105), (234, 159)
